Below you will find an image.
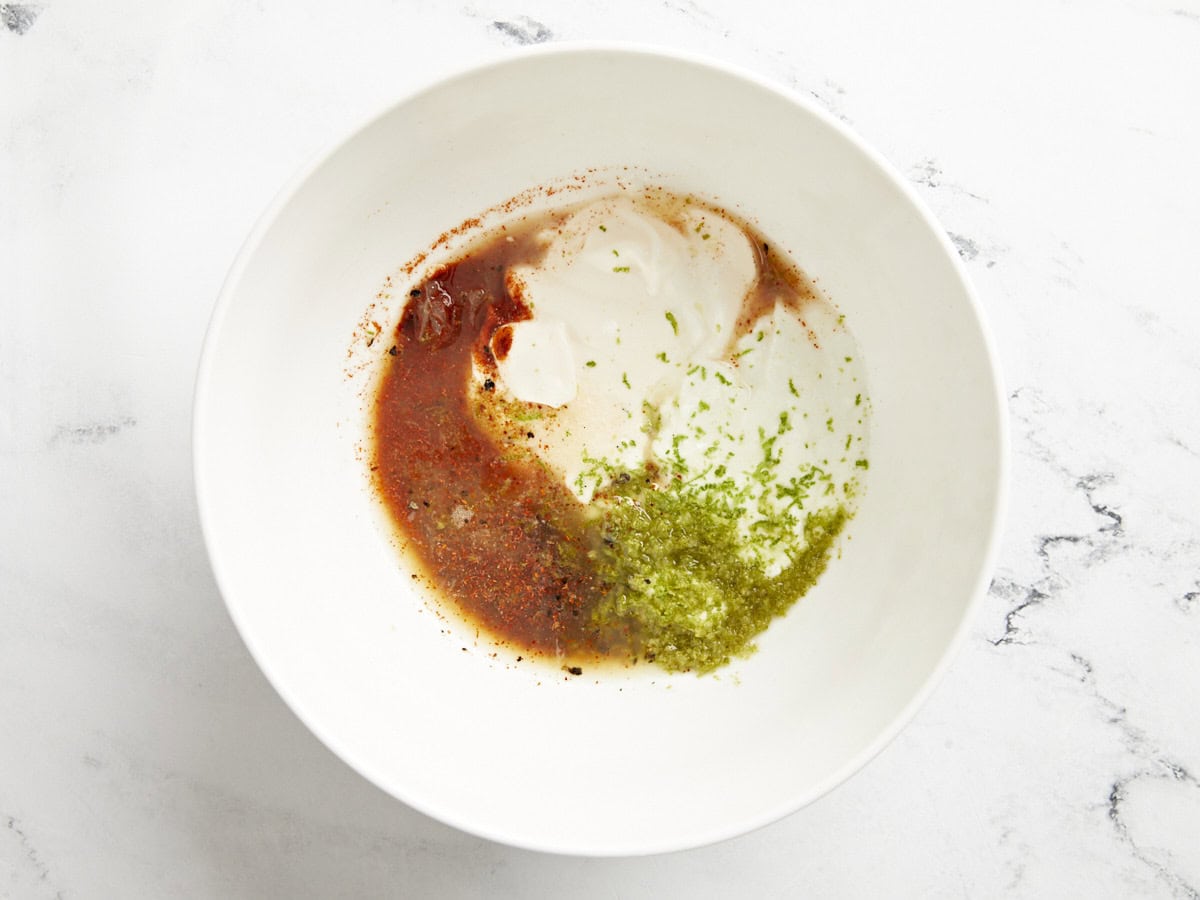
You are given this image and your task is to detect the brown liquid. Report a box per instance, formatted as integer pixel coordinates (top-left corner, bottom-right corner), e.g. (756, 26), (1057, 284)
(373, 220), (611, 656)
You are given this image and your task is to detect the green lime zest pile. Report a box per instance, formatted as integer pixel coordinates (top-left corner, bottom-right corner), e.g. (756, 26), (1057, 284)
(584, 412), (853, 673)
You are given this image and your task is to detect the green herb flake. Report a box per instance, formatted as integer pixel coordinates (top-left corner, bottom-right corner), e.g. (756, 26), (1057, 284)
(586, 360), (597, 368)
(622, 372), (631, 390)
(788, 378), (799, 398)
(510, 406), (544, 422)
(599, 224), (607, 232)
(665, 311), (679, 335)
(826, 417), (834, 433)
(613, 265), (631, 273)
(655, 351), (669, 363)
(640, 400), (662, 437)
(855, 459), (870, 469)
(855, 393), (862, 406)
(715, 371), (732, 386)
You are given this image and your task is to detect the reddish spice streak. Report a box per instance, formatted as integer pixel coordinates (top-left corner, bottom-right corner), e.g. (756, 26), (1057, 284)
(491, 325), (514, 361)
(372, 222), (607, 656)
(735, 240), (818, 338)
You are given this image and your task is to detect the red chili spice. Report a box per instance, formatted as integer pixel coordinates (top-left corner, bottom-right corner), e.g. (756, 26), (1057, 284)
(371, 222), (614, 657)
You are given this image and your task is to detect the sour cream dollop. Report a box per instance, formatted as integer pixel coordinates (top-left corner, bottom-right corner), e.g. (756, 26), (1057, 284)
(480, 196), (866, 536)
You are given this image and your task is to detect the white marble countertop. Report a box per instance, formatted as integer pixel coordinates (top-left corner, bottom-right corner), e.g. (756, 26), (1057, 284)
(4, 1), (1199, 896)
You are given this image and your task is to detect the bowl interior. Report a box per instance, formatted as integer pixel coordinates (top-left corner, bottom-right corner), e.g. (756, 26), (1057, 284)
(194, 47), (1004, 855)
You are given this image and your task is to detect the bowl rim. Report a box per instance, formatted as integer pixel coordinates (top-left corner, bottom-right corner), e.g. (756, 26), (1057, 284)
(192, 40), (1009, 857)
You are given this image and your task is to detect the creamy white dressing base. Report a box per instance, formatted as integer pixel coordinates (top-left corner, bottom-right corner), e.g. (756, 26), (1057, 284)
(473, 195), (867, 562)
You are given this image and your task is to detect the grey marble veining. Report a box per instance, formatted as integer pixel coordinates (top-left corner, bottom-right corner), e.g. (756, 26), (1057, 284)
(3, 0), (1199, 896)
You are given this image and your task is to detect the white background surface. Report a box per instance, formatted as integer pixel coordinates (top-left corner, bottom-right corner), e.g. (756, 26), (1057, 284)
(3, 1), (1199, 897)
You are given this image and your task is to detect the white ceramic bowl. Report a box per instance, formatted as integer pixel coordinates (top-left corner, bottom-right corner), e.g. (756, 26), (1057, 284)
(194, 45), (1006, 855)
